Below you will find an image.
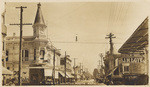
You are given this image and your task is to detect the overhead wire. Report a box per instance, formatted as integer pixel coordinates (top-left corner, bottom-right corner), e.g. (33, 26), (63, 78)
(51, 41), (123, 44)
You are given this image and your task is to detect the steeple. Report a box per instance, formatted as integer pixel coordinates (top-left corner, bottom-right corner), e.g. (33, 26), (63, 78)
(33, 3), (47, 38)
(33, 3), (46, 26)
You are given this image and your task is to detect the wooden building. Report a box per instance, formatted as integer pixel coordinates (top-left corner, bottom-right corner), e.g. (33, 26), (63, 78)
(118, 17), (148, 85)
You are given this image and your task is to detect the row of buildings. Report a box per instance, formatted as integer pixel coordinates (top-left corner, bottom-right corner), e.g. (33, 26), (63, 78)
(1, 3), (90, 85)
(103, 17), (149, 85)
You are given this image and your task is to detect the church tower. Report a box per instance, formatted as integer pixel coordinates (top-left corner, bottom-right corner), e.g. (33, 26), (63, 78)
(33, 3), (47, 39)
(32, 3), (48, 61)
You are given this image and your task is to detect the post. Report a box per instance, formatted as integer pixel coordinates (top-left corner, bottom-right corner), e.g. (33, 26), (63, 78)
(74, 58), (76, 79)
(105, 33), (116, 55)
(99, 53), (103, 67)
(80, 63), (82, 74)
(18, 6), (23, 85)
(73, 58), (77, 81)
(52, 49), (60, 85)
(64, 51), (67, 84)
(53, 49), (55, 85)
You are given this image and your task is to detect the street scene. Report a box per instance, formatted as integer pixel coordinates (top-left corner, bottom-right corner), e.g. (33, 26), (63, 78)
(1, 1), (149, 86)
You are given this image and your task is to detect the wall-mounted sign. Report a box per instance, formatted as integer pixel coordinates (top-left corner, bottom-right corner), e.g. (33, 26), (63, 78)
(122, 58), (144, 63)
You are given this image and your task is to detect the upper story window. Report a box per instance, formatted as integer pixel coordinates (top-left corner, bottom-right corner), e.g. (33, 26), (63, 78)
(60, 59), (65, 65)
(40, 50), (45, 60)
(34, 49), (36, 60)
(6, 50), (9, 61)
(22, 50), (29, 61)
(3, 41), (4, 51)
(124, 66), (129, 72)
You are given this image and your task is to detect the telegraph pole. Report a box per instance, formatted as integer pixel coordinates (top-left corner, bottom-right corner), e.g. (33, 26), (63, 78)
(105, 33), (116, 55)
(52, 49), (61, 85)
(53, 49), (56, 85)
(99, 53), (103, 67)
(10, 6), (32, 85)
(80, 63), (82, 74)
(98, 60), (101, 66)
(64, 51), (67, 84)
(73, 58), (77, 81)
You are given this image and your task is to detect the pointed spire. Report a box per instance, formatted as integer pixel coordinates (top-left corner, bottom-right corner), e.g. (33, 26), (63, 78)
(33, 3), (45, 26)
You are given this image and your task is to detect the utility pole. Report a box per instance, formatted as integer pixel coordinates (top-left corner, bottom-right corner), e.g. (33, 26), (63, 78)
(73, 58), (77, 81)
(80, 63), (82, 74)
(10, 6), (32, 85)
(105, 33), (116, 55)
(53, 49), (55, 85)
(98, 60), (101, 66)
(99, 53), (103, 67)
(64, 51), (67, 84)
(52, 49), (61, 85)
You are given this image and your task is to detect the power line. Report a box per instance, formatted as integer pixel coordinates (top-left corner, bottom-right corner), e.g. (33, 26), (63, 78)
(51, 41), (123, 44)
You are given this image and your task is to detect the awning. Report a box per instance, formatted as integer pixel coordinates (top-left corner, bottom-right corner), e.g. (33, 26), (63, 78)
(59, 71), (65, 77)
(2, 67), (13, 75)
(108, 67), (118, 76)
(44, 69), (59, 78)
(66, 72), (74, 78)
(44, 69), (52, 76)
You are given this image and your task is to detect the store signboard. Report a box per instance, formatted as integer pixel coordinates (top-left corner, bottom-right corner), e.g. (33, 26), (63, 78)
(122, 57), (144, 63)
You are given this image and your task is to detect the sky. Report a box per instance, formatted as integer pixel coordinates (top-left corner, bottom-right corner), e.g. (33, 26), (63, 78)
(3, 1), (150, 73)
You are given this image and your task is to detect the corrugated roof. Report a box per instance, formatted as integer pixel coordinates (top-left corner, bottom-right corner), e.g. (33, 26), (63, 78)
(119, 17), (148, 54)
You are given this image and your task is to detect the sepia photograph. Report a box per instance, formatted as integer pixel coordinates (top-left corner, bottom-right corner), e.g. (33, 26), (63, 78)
(1, 0), (149, 86)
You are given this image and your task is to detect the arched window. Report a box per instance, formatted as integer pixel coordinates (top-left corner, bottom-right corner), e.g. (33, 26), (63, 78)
(6, 50), (9, 61)
(40, 50), (45, 60)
